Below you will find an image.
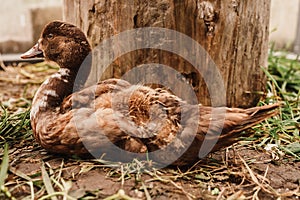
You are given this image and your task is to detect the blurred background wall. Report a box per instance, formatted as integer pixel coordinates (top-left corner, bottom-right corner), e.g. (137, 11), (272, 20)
(269, 0), (300, 51)
(0, 0), (62, 54)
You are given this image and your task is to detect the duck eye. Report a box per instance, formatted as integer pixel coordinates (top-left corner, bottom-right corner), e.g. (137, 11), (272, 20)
(47, 34), (54, 39)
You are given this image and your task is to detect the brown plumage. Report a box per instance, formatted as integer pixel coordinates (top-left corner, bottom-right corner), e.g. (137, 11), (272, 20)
(21, 21), (279, 166)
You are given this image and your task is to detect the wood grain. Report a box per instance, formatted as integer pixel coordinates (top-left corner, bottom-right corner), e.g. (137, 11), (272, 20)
(63, 0), (271, 107)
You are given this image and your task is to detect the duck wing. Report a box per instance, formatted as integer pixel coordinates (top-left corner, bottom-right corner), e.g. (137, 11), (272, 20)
(170, 103), (280, 165)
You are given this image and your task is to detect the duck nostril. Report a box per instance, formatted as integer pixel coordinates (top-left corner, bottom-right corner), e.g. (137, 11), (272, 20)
(20, 42), (44, 59)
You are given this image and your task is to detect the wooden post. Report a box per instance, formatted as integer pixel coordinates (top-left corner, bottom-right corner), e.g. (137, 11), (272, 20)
(63, 0), (271, 108)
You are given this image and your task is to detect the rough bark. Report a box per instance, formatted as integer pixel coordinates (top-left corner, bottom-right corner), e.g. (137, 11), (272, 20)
(63, 0), (271, 107)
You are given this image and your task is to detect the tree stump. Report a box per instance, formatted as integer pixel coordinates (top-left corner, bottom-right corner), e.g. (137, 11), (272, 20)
(63, 0), (271, 107)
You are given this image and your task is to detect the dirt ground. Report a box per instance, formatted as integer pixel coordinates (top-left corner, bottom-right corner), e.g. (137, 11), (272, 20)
(0, 63), (299, 199)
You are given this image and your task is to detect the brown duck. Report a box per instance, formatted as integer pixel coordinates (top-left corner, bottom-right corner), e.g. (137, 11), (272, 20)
(21, 21), (279, 166)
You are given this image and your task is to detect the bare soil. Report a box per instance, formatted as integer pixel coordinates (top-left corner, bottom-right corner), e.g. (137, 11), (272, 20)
(0, 64), (299, 199)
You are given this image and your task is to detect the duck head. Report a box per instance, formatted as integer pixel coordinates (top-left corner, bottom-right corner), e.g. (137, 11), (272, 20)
(21, 21), (91, 69)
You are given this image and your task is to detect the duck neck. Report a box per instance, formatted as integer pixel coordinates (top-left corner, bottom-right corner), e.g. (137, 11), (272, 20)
(31, 54), (92, 117)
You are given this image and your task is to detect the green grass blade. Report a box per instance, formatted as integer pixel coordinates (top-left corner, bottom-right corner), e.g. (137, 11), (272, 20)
(0, 143), (9, 188)
(260, 66), (283, 94)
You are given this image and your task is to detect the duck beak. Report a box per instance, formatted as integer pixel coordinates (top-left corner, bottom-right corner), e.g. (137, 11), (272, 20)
(21, 42), (44, 59)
